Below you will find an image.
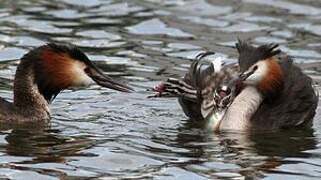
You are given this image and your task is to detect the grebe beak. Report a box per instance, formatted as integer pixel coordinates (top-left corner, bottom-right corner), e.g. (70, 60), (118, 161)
(239, 70), (254, 81)
(85, 65), (134, 93)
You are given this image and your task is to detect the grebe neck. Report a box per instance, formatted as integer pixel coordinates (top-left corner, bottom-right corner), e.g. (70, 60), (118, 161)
(218, 86), (263, 131)
(13, 59), (50, 121)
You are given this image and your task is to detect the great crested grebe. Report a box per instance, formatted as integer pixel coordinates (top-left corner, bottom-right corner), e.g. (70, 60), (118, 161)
(218, 40), (318, 131)
(0, 43), (132, 123)
(152, 40), (319, 131)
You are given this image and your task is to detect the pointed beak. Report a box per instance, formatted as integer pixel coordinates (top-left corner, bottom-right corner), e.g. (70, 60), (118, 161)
(85, 65), (134, 93)
(239, 70), (254, 81)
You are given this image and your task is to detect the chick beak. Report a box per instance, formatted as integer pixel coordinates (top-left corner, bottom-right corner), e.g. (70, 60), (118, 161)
(85, 66), (133, 93)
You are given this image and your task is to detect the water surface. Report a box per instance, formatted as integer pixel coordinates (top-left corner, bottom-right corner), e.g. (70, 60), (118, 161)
(0, 0), (321, 179)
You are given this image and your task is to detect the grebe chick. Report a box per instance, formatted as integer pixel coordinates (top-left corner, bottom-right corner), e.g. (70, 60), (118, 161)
(151, 41), (318, 132)
(151, 52), (240, 123)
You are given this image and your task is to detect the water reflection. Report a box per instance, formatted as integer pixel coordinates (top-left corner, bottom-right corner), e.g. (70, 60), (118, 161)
(0, 124), (95, 178)
(171, 120), (319, 178)
(1, 125), (94, 162)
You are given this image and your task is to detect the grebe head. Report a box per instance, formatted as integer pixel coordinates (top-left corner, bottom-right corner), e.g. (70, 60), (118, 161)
(240, 60), (268, 85)
(236, 40), (283, 96)
(207, 41), (284, 131)
(20, 43), (133, 102)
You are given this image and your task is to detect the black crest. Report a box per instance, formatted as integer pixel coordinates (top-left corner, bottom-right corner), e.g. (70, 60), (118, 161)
(46, 43), (92, 66)
(236, 39), (281, 72)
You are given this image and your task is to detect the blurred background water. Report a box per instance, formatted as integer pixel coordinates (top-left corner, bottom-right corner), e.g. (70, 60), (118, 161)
(0, 0), (321, 179)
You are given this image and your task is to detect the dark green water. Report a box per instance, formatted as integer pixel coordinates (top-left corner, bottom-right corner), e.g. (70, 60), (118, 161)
(0, 0), (321, 179)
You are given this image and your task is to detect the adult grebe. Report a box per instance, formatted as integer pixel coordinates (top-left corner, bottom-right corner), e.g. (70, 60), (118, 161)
(0, 43), (132, 123)
(218, 40), (318, 131)
(152, 41), (318, 132)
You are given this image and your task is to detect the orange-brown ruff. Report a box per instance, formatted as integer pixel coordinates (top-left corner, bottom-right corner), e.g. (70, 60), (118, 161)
(258, 58), (283, 96)
(151, 40), (318, 132)
(1, 43), (132, 123)
(217, 40), (319, 131)
(41, 48), (77, 89)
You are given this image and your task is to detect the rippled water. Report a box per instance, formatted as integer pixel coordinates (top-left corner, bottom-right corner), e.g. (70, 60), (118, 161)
(1, 0), (321, 179)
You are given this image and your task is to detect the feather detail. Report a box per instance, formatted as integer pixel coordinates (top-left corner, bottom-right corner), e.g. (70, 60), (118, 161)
(258, 58), (284, 97)
(236, 39), (281, 72)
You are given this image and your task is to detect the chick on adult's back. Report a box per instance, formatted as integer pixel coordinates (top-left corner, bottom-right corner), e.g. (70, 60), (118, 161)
(219, 41), (318, 131)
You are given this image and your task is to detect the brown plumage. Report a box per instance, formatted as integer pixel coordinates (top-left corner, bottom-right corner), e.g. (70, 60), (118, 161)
(234, 40), (318, 130)
(40, 48), (77, 89)
(152, 40), (319, 132)
(1, 43), (132, 123)
(257, 58), (284, 97)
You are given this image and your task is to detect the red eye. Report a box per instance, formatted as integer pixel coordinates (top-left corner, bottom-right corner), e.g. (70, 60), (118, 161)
(84, 67), (90, 74)
(253, 65), (258, 71)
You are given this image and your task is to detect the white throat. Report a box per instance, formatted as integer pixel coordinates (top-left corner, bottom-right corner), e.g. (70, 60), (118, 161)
(208, 86), (263, 131)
